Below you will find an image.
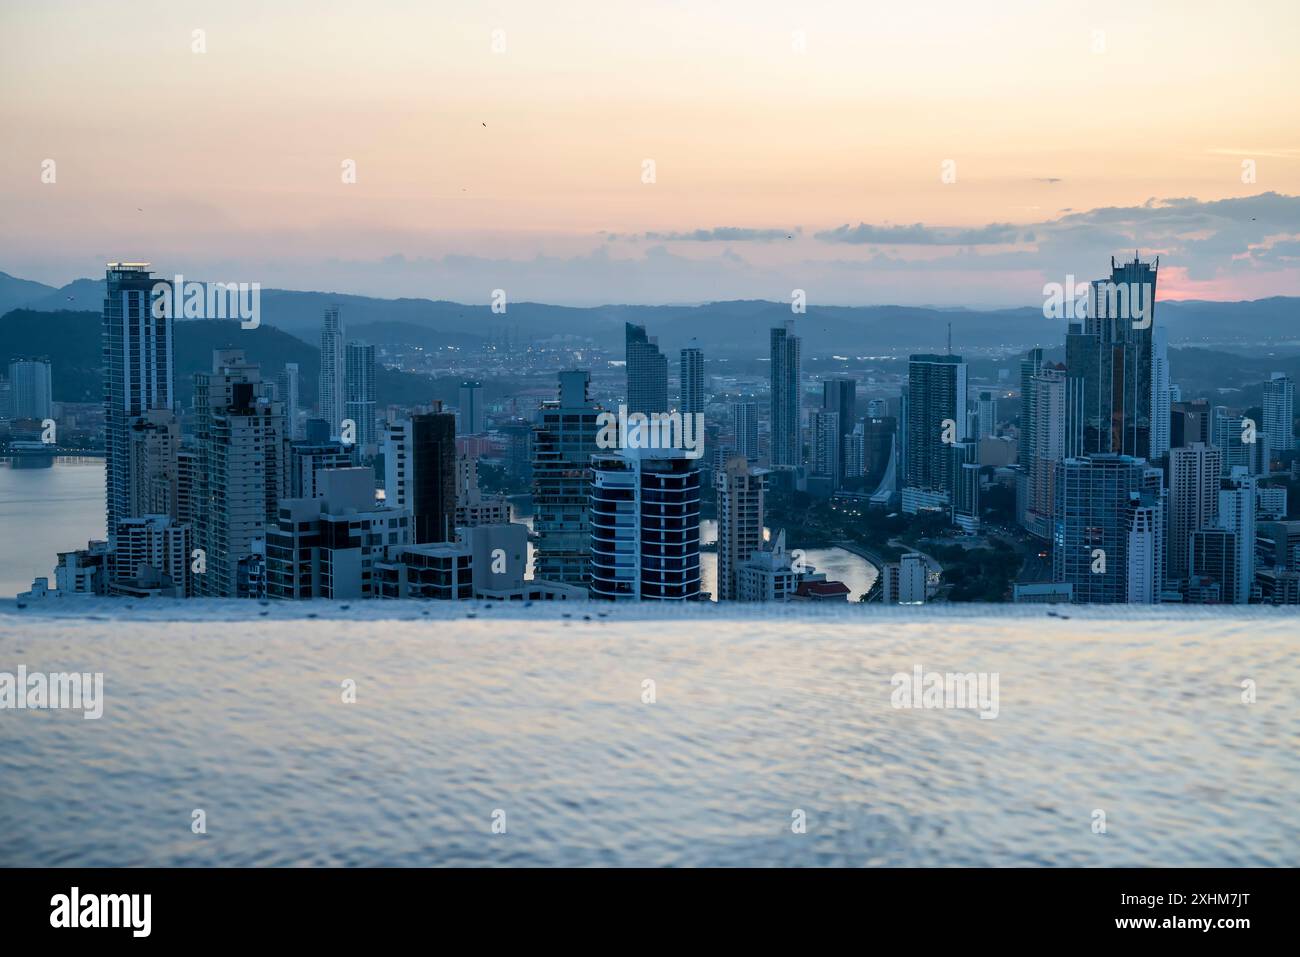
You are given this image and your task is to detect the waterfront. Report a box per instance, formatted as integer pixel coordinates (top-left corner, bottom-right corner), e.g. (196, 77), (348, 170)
(0, 457), (105, 597)
(1, 603), (1295, 866)
(699, 519), (877, 601)
(0, 461), (877, 600)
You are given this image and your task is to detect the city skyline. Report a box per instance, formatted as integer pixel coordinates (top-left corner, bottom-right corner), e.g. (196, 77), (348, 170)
(5, 0), (1299, 897)
(6, 248), (1298, 608)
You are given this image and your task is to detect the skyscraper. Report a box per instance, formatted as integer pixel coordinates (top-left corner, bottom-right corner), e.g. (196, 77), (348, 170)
(625, 322), (668, 416)
(277, 363), (301, 441)
(823, 378), (857, 445)
(1024, 364), (1083, 539)
(769, 321), (802, 468)
(810, 410), (841, 488)
(1189, 527), (1236, 604)
(680, 342), (704, 417)
(7, 358), (53, 421)
(126, 410), (181, 520)
(976, 390), (997, 441)
(715, 456), (767, 602)
(1150, 325), (1172, 460)
(1124, 491), (1164, 604)
(731, 401), (759, 463)
(192, 351), (289, 597)
(862, 414), (896, 482)
(590, 448), (701, 600)
(1211, 406), (1269, 477)
(414, 410), (458, 544)
(458, 380), (486, 434)
(1167, 443), (1222, 586)
(735, 531), (804, 602)
(500, 419), (534, 486)
(344, 340), (377, 449)
(266, 467), (410, 601)
(843, 424), (866, 481)
(385, 407), (457, 544)
(103, 263), (174, 548)
(176, 449), (197, 527)
(1217, 469), (1256, 604)
(822, 378), (856, 487)
(951, 438), (981, 532)
(1257, 519), (1300, 577)
(903, 353), (967, 505)
(898, 385), (909, 488)
(1052, 453), (1164, 604)
(1018, 347), (1045, 469)
(109, 515), (192, 598)
(1171, 399), (1211, 448)
(1070, 255), (1158, 459)
(532, 371), (602, 586)
(1263, 372), (1295, 453)
(882, 553), (928, 605)
(318, 305), (345, 437)
(290, 440), (356, 499)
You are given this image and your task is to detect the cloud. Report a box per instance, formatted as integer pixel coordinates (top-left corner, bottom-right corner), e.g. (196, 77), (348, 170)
(626, 227), (799, 242)
(1246, 238), (1300, 264)
(9, 195), (1296, 308)
(1042, 191), (1300, 280)
(814, 222), (1023, 245)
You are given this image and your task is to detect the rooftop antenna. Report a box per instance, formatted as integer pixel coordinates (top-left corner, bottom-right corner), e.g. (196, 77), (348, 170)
(946, 321), (952, 355)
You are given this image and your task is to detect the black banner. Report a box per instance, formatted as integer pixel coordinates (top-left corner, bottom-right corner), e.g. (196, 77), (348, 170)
(0, 868), (1283, 943)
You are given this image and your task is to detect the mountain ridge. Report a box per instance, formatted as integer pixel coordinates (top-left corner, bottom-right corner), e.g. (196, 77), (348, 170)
(3, 269), (1297, 357)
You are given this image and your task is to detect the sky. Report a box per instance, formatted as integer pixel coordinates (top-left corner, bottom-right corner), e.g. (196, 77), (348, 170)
(2, 0), (1298, 306)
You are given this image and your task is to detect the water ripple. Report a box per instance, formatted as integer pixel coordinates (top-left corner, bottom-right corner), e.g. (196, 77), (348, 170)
(0, 608), (1296, 866)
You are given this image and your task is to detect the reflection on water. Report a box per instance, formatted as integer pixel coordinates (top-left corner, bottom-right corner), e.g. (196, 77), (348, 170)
(699, 518), (877, 600)
(1, 605), (1294, 867)
(0, 458), (105, 597)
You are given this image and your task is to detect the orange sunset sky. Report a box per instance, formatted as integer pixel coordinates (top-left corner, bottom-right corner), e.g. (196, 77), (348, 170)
(2, 0), (1298, 305)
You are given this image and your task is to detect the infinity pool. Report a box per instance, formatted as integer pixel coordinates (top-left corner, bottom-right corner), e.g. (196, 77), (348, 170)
(1, 602), (1295, 866)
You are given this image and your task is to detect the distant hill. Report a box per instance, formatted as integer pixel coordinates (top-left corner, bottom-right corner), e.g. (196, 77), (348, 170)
(21, 277), (102, 313)
(10, 269), (1297, 356)
(347, 320), (486, 351)
(171, 318), (323, 407)
(1166, 347), (1300, 404)
(0, 309), (104, 402)
(0, 309), (452, 408)
(0, 271), (58, 319)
